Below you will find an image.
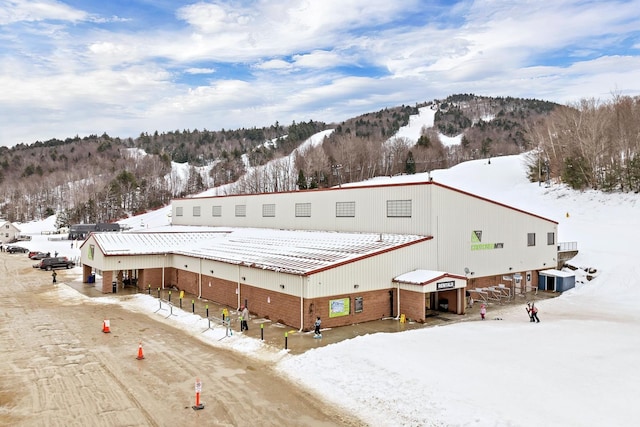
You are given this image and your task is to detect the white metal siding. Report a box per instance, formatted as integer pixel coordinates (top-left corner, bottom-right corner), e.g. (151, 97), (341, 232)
(81, 236), (104, 266)
(102, 254), (168, 271)
(430, 185), (557, 277)
(171, 184), (433, 235)
(306, 240), (434, 298)
(241, 268), (303, 295)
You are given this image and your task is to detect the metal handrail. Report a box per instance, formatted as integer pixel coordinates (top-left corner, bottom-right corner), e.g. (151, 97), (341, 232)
(557, 241), (578, 252)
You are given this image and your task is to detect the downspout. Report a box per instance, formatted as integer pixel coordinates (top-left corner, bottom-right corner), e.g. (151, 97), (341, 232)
(299, 275), (304, 332)
(162, 253), (166, 290)
(397, 281), (401, 320)
(237, 264), (241, 309)
(198, 258), (202, 299)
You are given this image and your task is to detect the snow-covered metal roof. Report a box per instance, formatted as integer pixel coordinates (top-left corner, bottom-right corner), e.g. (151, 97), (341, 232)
(90, 228), (431, 275)
(539, 268), (575, 278)
(393, 269), (466, 285)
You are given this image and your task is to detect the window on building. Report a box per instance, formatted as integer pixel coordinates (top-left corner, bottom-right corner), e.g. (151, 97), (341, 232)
(176, 206), (183, 217)
(336, 201), (355, 217)
(212, 205), (222, 217)
(547, 232), (555, 245)
(262, 204), (276, 217)
(295, 203), (311, 217)
(235, 205), (246, 217)
(527, 233), (536, 246)
(193, 206), (201, 217)
(387, 200), (412, 218)
(354, 296), (363, 313)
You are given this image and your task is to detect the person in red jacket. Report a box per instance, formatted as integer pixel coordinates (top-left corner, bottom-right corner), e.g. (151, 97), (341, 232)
(526, 302), (540, 323)
(480, 304), (486, 320)
(530, 303), (540, 323)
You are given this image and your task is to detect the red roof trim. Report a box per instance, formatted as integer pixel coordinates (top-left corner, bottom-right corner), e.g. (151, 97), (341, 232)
(173, 180), (433, 201)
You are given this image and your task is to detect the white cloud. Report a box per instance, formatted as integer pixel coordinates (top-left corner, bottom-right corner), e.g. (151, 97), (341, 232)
(2, 0), (640, 146)
(254, 59), (292, 71)
(0, 0), (88, 24)
(184, 67), (216, 75)
(292, 50), (349, 69)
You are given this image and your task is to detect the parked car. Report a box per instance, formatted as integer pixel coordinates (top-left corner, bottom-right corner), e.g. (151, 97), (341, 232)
(29, 251), (50, 260)
(6, 245), (29, 254)
(36, 257), (75, 270)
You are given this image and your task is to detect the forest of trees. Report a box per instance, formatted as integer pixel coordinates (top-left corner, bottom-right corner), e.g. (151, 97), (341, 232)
(6, 92), (630, 228)
(526, 95), (640, 192)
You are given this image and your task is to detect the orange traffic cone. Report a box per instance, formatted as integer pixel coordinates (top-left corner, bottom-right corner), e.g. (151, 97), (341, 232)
(136, 342), (145, 360)
(102, 319), (111, 333)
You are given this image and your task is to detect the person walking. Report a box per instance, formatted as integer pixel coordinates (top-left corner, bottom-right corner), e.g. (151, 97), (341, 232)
(240, 305), (249, 331)
(480, 304), (486, 320)
(52, 271), (57, 285)
(314, 316), (322, 338)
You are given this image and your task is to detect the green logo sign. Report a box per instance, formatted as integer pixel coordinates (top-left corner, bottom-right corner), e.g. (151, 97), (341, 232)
(471, 231), (503, 250)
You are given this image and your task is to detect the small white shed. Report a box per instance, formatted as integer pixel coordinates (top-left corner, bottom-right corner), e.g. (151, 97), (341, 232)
(0, 221), (22, 244)
(538, 269), (576, 292)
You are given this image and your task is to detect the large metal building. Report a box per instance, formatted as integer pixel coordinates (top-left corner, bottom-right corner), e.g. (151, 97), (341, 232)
(80, 179), (558, 330)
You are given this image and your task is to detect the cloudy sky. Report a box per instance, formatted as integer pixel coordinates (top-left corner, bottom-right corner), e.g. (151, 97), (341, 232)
(2, 0), (640, 147)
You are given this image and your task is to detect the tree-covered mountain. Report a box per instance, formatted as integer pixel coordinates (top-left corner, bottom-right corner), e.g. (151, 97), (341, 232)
(5, 93), (636, 226)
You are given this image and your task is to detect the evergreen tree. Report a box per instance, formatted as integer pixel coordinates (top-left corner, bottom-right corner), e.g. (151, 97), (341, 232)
(55, 209), (71, 230)
(297, 169), (307, 189)
(405, 151), (416, 174)
(186, 166), (205, 194)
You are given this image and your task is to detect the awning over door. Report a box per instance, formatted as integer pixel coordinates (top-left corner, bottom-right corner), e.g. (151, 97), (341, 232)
(393, 269), (467, 293)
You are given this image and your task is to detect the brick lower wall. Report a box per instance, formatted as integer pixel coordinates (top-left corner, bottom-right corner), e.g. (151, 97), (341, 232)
(239, 288), (396, 331)
(138, 268), (163, 291)
(99, 271), (113, 293)
(399, 289), (425, 322)
(151, 268), (486, 329)
(200, 276), (239, 308)
(171, 271), (404, 330)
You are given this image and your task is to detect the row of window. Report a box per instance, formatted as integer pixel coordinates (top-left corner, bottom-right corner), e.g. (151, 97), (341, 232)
(176, 200), (413, 219)
(528, 232), (555, 247)
(178, 204), (555, 247)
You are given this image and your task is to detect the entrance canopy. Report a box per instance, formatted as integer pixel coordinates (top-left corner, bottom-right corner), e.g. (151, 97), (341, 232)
(393, 269), (467, 293)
